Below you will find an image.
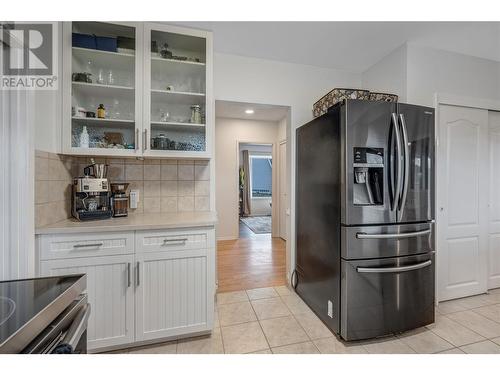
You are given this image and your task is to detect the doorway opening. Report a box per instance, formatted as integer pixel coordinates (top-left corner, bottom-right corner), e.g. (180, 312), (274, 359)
(239, 143), (273, 238)
(215, 100), (290, 293)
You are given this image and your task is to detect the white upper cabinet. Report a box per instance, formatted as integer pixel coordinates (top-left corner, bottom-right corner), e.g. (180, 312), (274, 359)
(143, 23), (213, 159)
(62, 22), (213, 159)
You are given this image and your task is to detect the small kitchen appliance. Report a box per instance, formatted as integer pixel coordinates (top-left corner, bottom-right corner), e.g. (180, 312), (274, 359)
(72, 177), (113, 221)
(110, 182), (130, 217)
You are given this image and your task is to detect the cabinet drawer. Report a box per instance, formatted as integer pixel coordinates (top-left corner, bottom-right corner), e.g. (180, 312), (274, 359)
(136, 228), (212, 253)
(40, 232), (134, 260)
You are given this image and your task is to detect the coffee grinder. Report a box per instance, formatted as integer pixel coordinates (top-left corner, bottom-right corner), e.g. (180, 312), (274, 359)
(110, 183), (130, 217)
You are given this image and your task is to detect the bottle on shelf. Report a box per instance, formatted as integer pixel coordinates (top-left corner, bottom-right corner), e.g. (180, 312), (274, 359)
(97, 104), (106, 119)
(107, 70), (115, 85)
(190, 105), (201, 124)
(80, 126), (89, 148)
(97, 69), (104, 84)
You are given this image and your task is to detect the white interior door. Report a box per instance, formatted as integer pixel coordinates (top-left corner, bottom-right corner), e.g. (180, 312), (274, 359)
(488, 111), (500, 289)
(437, 105), (489, 301)
(279, 141), (287, 240)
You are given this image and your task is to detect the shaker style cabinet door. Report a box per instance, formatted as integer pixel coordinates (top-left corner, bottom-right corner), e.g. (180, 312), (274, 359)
(142, 23), (213, 159)
(40, 255), (135, 351)
(62, 22), (143, 157)
(134, 249), (214, 342)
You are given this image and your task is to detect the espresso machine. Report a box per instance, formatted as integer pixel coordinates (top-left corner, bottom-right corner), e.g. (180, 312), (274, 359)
(72, 161), (113, 221)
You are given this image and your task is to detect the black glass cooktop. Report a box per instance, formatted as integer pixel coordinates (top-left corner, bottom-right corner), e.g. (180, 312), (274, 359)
(0, 276), (83, 348)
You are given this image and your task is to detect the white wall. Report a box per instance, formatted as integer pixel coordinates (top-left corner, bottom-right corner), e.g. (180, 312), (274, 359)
(215, 118), (279, 239)
(406, 44), (500, 107)
(214, 53), (361, 128)
(1, 90), (35, 281)
(239, 143), (273, 217)
(278, 116), (286, 142)
(362, 44), (407, 101)
(362, 43), (500, 108)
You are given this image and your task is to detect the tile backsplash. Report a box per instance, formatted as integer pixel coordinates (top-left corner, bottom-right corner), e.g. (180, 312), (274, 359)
(35, 150), (78, 227)
(35, 151), (211, 227)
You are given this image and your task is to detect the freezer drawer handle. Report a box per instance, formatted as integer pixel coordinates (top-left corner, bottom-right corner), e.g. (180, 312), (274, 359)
(357, 259), (432, 274)
(356, 228), (431, 239)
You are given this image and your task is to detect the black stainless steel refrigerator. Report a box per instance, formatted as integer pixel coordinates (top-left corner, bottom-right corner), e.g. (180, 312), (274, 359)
(296, 99), (435, 341)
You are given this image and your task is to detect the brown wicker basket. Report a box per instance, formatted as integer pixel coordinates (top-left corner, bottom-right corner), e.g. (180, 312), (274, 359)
(312, 88), (370, 117)
(368, 92), (399, 103)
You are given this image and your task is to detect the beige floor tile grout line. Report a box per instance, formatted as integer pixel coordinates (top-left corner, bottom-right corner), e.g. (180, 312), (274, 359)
(246, 288), (273, 353)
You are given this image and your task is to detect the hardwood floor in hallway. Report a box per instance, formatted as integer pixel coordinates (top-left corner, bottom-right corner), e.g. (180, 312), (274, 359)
(217, 223), (286, 293)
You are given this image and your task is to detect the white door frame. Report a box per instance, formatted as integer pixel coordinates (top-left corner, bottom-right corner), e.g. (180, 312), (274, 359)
(434, 93), (500, 302)
(278, 139), (287, 241)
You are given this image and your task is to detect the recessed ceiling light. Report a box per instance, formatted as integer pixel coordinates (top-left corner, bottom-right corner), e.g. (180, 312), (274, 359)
(245, 109), (254, 114)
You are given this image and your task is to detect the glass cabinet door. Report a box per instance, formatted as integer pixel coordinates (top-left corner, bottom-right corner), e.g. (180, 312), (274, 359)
(144, 25), (208, 155)
(67, 22), (140, 154)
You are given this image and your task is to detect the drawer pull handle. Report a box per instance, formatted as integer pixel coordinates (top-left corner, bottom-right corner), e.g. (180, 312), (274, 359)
(73, 243), (104, 248)
(357, 260), (432, 274)
(356, 229), (431, 239)
(162, 238), (188, 245)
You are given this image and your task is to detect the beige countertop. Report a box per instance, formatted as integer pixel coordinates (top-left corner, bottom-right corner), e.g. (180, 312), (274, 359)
(35, 211), (218, 235)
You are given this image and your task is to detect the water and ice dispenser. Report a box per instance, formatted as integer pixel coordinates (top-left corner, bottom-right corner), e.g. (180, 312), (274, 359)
(353, 147), (384, 206)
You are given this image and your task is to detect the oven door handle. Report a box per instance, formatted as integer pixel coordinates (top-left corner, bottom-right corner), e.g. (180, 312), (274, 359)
(357, 260), (432, 274)
(356, 228), (431, 239)
(63, 303), (91, 351)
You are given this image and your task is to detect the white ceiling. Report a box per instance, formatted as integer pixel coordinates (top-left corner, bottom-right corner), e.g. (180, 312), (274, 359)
(216, 100), (289, 121)
(173, 22), (500, 72)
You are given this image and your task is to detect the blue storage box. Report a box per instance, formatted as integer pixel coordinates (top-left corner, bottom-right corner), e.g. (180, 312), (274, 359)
(95, 36), (117, 52)
(72, 33), (96, 49)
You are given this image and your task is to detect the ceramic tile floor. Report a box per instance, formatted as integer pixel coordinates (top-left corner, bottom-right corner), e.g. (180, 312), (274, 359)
(111, 285), (500, 354)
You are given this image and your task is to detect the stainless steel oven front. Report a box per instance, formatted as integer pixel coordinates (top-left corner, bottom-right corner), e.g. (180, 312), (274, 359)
(22, 294), (90, 354)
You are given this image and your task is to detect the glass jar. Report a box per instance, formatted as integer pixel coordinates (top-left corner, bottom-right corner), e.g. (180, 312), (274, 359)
(190, 105), (201, 124)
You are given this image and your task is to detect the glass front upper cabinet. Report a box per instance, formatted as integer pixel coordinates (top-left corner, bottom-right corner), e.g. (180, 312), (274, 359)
(63, 22), (142, 155)
(144, 24), (209, 156)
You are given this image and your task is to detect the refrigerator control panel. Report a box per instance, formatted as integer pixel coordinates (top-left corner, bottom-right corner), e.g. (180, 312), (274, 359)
(354, 147), (384, 165)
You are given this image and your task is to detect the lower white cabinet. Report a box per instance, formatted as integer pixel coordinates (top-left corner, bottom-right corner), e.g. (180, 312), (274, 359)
(37, 227), (215, 352)
(135, 249), (214, 341)
(40, 255), (135, 350)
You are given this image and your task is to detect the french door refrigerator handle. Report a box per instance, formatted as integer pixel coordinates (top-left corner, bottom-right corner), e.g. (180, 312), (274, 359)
(356, 228), (431, 239)
(127, 262), (131, 287)
(391, 113), (403, 212)
(136, 261), (140, 286)
(398, 113), (410, 220)
(356, 260), (432, 274)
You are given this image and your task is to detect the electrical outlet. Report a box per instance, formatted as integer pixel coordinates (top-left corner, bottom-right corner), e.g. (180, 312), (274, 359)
(327, 300), (333, 318)
(129, 189), (139, 209)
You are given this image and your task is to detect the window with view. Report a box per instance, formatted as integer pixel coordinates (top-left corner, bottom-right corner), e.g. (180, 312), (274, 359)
(250, 155), (272, 198)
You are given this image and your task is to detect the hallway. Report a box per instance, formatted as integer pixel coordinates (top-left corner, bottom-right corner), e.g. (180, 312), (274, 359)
(217, 225), (286, 292)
